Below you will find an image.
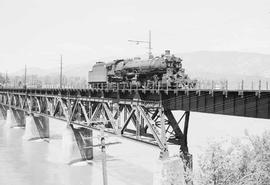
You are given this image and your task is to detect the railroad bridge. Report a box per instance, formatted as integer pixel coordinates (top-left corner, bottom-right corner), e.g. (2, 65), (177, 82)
(0, 86), (269, 169)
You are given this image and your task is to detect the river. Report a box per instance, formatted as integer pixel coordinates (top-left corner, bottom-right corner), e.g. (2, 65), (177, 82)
(0, 111), (270, 185)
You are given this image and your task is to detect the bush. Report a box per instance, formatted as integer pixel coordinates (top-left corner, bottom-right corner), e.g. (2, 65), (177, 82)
(197, 130), (270, 185)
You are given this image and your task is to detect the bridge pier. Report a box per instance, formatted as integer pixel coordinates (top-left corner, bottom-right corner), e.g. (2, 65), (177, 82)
(71, 125), (93, 160)
(5, 109), (14, 128)
(154, 157), (186, 185)
(0, 105), (6, 120)
(5, 108), (25, 128)
(61, 124), (93, 164)
(23, 114), (49, 140)
(12, 109), (26, 127)
(153, 107), (187, 185)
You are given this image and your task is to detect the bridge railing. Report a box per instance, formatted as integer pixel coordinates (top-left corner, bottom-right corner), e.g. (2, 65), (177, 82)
(1, 80), (269, 91)
(195, 80), (269, 91)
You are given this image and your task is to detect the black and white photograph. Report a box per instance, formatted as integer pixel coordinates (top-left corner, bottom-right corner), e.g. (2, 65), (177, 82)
(0, 0), (270, 184)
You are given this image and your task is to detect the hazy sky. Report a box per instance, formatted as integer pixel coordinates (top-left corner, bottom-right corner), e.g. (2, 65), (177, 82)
(0, 0), (270, 72)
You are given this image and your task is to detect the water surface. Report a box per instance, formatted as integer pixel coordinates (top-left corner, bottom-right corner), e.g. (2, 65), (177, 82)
(1, 112), (270, 185)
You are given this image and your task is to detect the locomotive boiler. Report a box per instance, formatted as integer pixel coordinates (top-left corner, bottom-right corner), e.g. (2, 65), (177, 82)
(88, 50), (196, 88)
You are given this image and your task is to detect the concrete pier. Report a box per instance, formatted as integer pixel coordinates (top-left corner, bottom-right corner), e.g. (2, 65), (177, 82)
(5, 110), (15, 128)
(23, 114), (49, 140)
(5, 109), (25, 128)
(0, 105), (7, 120)
(71, 125), (93, 160)
(13, 109), (26, 126)
(0, 109), (4, 120)
(153, 157), (185, 185)
(61, 124), (93, 164)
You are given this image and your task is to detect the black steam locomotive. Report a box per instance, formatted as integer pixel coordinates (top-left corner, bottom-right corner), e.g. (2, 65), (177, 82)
(88, 50), (196, 89)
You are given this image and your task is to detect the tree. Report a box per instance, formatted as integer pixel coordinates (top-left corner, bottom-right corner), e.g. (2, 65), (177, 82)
(197, 131), (270, 185)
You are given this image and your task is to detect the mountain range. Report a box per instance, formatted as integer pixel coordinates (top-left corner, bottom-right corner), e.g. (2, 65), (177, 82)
(11, 51), (270, 87)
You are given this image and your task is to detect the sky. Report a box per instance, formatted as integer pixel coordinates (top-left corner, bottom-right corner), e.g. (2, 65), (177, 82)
(0, 0), (270, 73)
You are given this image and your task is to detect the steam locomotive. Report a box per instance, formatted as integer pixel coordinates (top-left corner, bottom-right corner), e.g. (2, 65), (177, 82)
(88, 50), (196, 89)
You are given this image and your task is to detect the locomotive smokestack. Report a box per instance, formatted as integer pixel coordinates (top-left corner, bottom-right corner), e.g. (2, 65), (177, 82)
(165, 50), (170, 56)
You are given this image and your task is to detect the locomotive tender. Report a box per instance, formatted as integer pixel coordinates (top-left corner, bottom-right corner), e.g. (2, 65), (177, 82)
(88, 50), (196, 88)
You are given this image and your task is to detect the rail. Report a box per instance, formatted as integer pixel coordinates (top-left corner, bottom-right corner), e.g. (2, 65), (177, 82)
(1, 80), (270, 93)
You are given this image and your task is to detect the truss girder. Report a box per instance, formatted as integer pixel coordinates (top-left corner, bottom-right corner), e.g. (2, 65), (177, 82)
(0, 91), (189, 155)
(164, 109), (184, 139)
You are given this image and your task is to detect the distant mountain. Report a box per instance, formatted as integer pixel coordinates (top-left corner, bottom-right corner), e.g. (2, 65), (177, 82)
(179, 51), (270, 80)
(11, 51), (270, 87)
(11, 63), (94, 79)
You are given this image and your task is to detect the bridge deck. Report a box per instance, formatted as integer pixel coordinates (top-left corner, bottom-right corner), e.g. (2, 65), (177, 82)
(0, 87), (269, 119)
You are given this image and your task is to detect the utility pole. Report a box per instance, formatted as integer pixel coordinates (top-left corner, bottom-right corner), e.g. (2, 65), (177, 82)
(5, 71), (7, 87)
(24, 64), (27, 88)
(60, 54), (63, 88)
(148, 30), (152, 58)
(100, 124), (108, 185)
(128, 30), (153, 59)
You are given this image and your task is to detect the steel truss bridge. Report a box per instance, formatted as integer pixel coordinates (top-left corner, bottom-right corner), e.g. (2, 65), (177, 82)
(0, 86), (269, 168)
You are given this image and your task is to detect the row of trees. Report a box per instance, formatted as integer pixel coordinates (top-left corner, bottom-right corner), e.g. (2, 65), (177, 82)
(0, 72), (9, 85)
(196, 131), (270, 185)
(1, 73), (87, 88)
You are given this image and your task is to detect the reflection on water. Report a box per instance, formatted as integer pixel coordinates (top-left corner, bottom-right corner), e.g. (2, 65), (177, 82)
(1, 112), (270, 185)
